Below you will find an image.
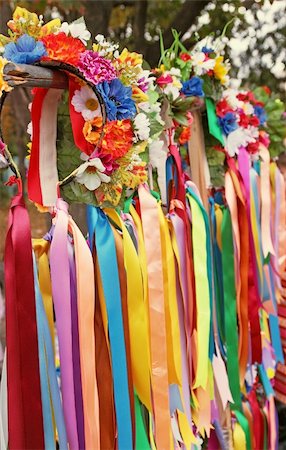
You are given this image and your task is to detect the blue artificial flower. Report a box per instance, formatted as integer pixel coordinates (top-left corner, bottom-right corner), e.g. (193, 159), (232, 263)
(4, 34), (46, 64)
(218, 112), (238, 135)
(202, 46), (214, 54)
(97, 79), (136, 121)
(181, 76), (204, 97)
(254, 105), (267, 125)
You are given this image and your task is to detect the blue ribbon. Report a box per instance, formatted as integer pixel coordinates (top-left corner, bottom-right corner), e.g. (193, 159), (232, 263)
(32, 253), (68, 450)
(87, 206), (133, 450)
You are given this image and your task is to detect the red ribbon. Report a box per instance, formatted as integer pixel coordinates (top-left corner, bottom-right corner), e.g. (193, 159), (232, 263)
(4, 183), (44, 449)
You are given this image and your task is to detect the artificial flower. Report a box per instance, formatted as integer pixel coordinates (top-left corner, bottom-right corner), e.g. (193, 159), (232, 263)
(78, 50), (116, 85)
(92, 150), (119, 175)
(97, 79), (136, 121)
(254, 105), (267, 125)
(180, 52), (191, 62)
(83, 117), (103, 144)
(156, 74), (173, 86)
(201, 46), (214, 54)
(100, 119), (134, 158)
(181, 76), (204, 97)
(114, 48), (144, 85)
(132, 86), (149, 103)
(3, 34), (46, 64)
(225, 126), (259, 157)
(4, 7), (61, 40)
(60, 20), (91, 45)
(241, 102), (254, 115)
(191, 52), (215, 76)
(133, 113), (150, 141)
(92, 34), (119, 58)
(178, 126), (191, 145)
(71, 85), (101, 121)
(41, 32), (85, 66)
(213, 56), (229, 85)
(0, 57), (12, 97)
(216, 98), (234, 118)
(76, 154), (110, 190)
(218, 112), (238, 135)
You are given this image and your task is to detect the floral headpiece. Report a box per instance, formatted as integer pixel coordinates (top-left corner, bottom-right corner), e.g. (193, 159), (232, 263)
(0, 7), (163, 207)
(215, 88), (269, 158)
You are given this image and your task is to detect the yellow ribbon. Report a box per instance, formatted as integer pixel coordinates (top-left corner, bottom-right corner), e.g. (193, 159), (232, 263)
(233, 422), (246, 450)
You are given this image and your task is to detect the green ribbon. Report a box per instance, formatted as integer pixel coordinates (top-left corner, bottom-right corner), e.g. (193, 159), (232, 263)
(233, 410), (251, 450)
(221, 207), (241, 410)
(135, 393), (151, 450)
(205, 97), (224, 145)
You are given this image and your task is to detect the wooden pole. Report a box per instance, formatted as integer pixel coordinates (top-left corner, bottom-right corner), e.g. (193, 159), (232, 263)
(3, 62), (68, 89)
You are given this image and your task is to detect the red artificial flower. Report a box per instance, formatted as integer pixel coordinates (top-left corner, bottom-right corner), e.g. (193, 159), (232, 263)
(178, 126), (191, 145)
(237, 92), (249, 102)
(259, 130), (270, 148)
(156, 74), (173, 86)
(180, 52), (191, 62)
(249, 115), (260, 127)
(100, 119), (134, 158)
(247, 140), (260, 154)
(40, 32), (85, 66)
(239, 112), (250, 128)
(216, 99), (234, 118)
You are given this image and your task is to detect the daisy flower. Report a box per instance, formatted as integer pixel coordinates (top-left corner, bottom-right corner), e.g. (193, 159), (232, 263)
(71, 85), (101, 121)
(76, 154), (110, 191)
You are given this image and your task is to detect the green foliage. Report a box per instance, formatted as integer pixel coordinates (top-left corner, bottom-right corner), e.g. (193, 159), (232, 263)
(253, 86), (286, 157)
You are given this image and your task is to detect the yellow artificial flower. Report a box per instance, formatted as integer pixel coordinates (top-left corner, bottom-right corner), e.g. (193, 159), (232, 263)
(0, 57), (12, 97)
(213, 56), (229, 85)
(2, 7), (60, 42)
(132, 86), (149, 103)
(117, 48), (143, 67)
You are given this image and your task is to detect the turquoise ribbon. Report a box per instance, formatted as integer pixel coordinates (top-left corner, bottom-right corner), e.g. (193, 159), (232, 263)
(87, 206), (133, 450)
(32, 253), (68, 449)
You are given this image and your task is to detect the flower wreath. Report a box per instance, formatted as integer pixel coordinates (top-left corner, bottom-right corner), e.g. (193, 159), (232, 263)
(0, 7), (163, 207)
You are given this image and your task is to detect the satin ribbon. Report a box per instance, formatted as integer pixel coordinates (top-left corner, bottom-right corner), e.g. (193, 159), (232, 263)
(105, 209), (152, 411)
(32, 251), (68, 450)
(221, 206), (241, 409)
(260, 145), (275, 259)
(4, 185), (45, 449)
(186, 188), (211, 389)
(29, 87), (62, 206)
(50, 199), (79, 450)
(138, 184), (171, 450)
(87, 205), (133, 450)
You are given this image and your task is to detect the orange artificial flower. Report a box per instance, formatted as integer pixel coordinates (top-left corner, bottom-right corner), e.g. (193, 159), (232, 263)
(83, 117), (103, 144)
(178, 126), (191, 145)
(100, 119), (134, 158)
(40, 32), (85, 66)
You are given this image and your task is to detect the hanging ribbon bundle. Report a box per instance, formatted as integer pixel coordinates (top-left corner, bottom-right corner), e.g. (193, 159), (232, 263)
(0, 6), (286, 450)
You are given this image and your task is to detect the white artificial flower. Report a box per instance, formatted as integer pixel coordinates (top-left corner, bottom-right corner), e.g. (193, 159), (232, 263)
(225, 126), (259, 157)
(95, 34), (105, 44)
(27, 121), (32, 138)
(134, 113), (150, 141)
(170, 67), (182, 78)
(242, 102), (254, 115)
(71, 86), (101, 121)
(191, 52), (215, 76)
(163, 84), (181, 100)
(224, 89), (243, 109)
(76, 155), (110, 191)
(0, 153), (8, 169)
(60, 20), (91, 45)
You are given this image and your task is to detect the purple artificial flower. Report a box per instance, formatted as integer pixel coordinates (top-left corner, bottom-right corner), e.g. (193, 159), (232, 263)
(78, 50), (117, 85)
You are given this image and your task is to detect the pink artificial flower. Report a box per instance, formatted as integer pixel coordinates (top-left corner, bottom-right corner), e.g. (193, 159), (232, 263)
(78, 50), (117, 85)
(156, 74), (173, 86)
